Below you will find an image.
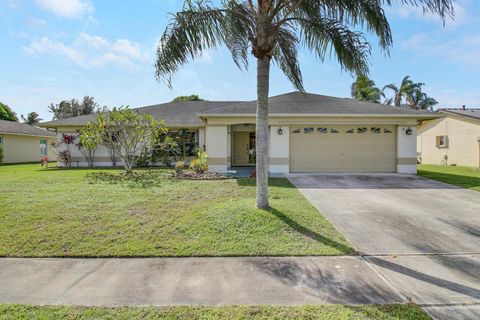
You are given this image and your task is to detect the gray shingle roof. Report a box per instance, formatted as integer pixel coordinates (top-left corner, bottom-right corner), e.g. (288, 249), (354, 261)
(440, 108), (480, 120)
(40, 91), (438, 129)
(0, 120), (56, 137)
(40, 101), (244, 128)
(202, 92), (436, 116)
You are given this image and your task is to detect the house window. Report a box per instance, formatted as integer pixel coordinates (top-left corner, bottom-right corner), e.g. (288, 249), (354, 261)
(0, 136), (3, 144)
(345, 128), (354, 134)
(304, 127), (314, 134)
(357, 127), (368, 134)
(371, 127), (381, 133)
(436, 135), (448, 148)
(40, 139), (47, 156)
(330, 128), (339, 133)
(292, 128), (301, 134)
(317, 127), (327, 134)
(384, 128), (393, 134)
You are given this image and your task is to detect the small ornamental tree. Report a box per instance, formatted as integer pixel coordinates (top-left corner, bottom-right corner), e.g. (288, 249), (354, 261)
(52, 134), (76, 167)
(77, 129), (100, 167)
(0, 144), (4, 163)
(86, 107), (167, 173)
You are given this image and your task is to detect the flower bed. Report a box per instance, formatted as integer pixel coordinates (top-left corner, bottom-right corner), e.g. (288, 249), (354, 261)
(174, 171), (231, 180)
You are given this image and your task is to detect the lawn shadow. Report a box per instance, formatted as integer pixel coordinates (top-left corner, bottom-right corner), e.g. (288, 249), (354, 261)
(418, 170), (480, 190)
(268, 207), (355, 254)
(85, 170), (173, 188)
(235, 178), (295, 188)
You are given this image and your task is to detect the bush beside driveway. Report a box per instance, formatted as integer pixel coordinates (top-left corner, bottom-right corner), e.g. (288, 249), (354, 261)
(0, 164), (353, 257)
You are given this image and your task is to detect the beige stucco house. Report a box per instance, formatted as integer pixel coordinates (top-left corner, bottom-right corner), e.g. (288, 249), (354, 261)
(417, 108), (480, 167)
(41, 92), (439, 174)
(0, 119), (56, 163)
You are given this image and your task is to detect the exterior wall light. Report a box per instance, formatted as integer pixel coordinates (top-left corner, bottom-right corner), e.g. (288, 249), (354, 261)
(405, 127), (413, 136)
(277, 127), (283, 135)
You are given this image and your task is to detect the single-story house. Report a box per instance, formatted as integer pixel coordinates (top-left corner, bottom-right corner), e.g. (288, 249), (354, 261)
(417, 108), (480, 167)
(0, 119), (56, 163)
(40, 92), (439, 174)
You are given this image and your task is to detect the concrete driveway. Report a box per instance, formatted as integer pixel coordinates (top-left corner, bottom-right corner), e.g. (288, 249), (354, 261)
(289, 174), (480, 319)
(288, 174), (480, 255)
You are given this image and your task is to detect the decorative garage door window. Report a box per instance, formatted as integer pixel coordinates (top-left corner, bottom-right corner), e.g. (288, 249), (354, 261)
(291, 127), (394, 134)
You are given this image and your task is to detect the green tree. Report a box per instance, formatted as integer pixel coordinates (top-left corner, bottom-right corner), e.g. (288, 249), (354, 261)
(408, 90), (438, 110)
(48, 96), (105, 120)
(351, 75), (383, 103)
(21, 112), (42, 126)
(382, 75), (424, 107)
(0, 144), (4, 163)
(84, 107), (167, 173)
(78, 129), (101, 168)
(155, 0), (453, 209)
(0, 102), (18, 122)
(172, 94), (205, 102)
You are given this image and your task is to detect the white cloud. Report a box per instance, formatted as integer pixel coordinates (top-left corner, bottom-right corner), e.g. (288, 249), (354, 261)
(387, 0), (470, 27)
(24, 33), (149, 69)
(35, 0), (94, 18)
(401, 33), (480, 69)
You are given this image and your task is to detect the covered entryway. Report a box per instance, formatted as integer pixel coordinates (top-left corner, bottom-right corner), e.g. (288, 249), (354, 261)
(231, 125), (256, 166)
(289, 125), (396, 173)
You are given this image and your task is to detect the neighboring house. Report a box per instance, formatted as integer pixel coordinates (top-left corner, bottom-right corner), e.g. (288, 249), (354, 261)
(417, 108), (480, 167)
(40, 92), (438, 174)
(0, 119), (56, 163)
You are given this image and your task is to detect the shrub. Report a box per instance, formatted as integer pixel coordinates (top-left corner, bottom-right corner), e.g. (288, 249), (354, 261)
(58, 150), (72, 167)
(0, 144), (4, 163)
(40, 157), (48, 168)
(189, 149), (208, 173)
(175, 160), (185, 172)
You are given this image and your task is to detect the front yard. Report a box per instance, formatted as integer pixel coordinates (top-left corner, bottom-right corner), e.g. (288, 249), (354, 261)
(0, 164), (353, 257)
(0, 304), (430, 320)
(418, 164), (480, 191)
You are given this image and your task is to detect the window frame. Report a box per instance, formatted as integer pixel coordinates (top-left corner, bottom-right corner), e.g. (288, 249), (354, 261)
(40, 139), (48, 156)
(436, 135), (448, 148)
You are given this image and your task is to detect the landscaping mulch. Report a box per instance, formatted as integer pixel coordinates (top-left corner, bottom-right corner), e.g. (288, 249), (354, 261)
(174, 171), (231, 180)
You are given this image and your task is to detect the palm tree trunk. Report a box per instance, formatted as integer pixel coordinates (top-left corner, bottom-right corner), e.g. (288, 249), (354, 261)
(256, 56), (270, 209)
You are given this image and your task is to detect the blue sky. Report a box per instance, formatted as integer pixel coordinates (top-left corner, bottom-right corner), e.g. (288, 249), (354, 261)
(1, 0), (479, 121)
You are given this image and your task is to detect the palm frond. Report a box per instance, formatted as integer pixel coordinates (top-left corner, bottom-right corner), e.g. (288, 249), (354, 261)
(156, 0), (254, 87)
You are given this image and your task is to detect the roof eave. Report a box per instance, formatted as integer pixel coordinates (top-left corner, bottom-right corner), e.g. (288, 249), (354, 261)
(197, 113), (443, 120)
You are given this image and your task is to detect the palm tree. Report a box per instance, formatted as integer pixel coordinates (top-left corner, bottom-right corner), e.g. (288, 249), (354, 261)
(155, 0), (453, 209)
(351, 75), (383, 103)
(382, 75), (424, 107)
(21, 112), (42, 126)
(409, 90), (438, 110)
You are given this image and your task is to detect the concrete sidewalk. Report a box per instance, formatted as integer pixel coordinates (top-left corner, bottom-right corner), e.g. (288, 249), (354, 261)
(0, 256), (404, 306)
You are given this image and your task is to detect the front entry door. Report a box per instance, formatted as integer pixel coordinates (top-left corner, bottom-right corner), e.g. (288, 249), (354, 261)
(234, 132), (250, 165)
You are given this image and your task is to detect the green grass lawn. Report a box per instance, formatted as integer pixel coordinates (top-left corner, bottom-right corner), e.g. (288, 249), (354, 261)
(0, 304), (431, 320)
(0, 164), (353, 257)
(418, 164), (480, 191)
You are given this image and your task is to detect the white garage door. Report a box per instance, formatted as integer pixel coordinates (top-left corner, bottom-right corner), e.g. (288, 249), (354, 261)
(290, 125), (396, 173)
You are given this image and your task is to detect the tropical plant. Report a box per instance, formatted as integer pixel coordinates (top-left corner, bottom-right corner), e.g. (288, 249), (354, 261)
(155, 0), (453, 209)
(0, 102), (18, 121)
(382, 76), (424, 107)
(21, 112), (42, 125)
(155, 135), (180, 167)
(52, 134), (76, 167)
(40, 157), (49, 168)
(86, 107), (167, 173)
(77, 129), (100, 167)
(190, 149), (208, 173)
(172, 94), (205, 102)
(48, 96), (106, 120)
(351, 75), (383, 103)
(0, 144), (4, 163)
(407, 90), (438, 110)
(175, 160), (186, 172)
